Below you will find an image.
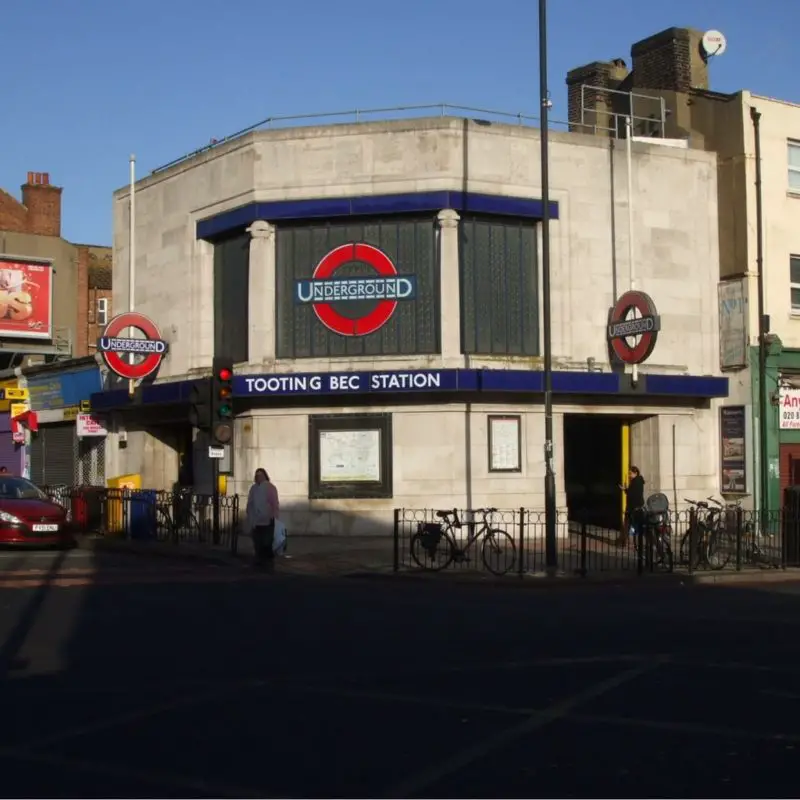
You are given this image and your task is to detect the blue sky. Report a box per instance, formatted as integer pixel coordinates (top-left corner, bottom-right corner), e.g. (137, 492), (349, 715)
(3, 0), (797, 246)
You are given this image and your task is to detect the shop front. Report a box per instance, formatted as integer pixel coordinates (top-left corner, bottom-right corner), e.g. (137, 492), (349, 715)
(25, 361), (105, 486)
(0, 378), (27, 475)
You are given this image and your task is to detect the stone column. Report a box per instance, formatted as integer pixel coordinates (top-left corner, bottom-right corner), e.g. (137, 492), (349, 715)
(247, 221), (276, 366)
(191, 238), (214, 370)
(437, 209), (461, 361)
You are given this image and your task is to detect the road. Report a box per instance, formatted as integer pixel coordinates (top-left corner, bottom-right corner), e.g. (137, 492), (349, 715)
(1, 547), (799, 798)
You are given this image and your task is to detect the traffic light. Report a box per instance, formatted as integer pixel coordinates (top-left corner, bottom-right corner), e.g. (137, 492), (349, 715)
(188, 380), (210, 429)
(210, 356), (234, 446)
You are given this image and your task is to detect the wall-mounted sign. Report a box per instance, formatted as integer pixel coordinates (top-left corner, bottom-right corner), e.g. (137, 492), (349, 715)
(76, 413), (107, 438)
(780, 386), (800, 429)
(718, 279), (747, 370)
(720, 405), (748, 494)
(97, 312), (169, 380)
(235, 369), (464, 397)
(0, 257), (54, 340)
(26, 367), (101, 412)
(607, 291), (661, 365)
(294, 243), (416, 337)
(0, 388), (28, 401)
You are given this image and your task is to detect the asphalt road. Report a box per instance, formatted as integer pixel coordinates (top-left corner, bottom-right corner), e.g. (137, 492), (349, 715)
(1, 548), (800, 798)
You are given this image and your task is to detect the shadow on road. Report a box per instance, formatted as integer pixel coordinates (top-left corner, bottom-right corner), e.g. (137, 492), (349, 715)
(1, 547), (800, 798)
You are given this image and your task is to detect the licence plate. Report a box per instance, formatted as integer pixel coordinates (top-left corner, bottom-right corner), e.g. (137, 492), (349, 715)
(32, 524), (59, 532)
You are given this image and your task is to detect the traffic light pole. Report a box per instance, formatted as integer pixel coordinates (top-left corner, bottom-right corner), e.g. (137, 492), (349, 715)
(211, 452), (220, 546)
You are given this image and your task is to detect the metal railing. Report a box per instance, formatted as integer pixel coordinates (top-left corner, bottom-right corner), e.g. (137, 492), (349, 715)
(393, 507), (797, 577)
(152, 102), (579, 174)
(42, 486), (241, 553)
(575, 84), (668, 139)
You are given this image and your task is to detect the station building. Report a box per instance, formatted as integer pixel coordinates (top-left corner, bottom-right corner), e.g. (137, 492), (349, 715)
(91, 113), (727, 534)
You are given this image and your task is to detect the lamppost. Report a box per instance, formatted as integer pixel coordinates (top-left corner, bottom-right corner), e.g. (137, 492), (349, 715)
(539, 0), (557, 572)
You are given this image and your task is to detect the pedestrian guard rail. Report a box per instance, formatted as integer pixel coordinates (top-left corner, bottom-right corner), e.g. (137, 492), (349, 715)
(38, 485), (800, 578)
(394, 505), (800, 577)
(41, 485), (241, 552)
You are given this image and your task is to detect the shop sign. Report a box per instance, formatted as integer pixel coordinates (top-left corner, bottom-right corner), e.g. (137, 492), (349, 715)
(720, 405), (748, 494)
(97, 312), (169, 380)
(0, 256), (54, 340)
(780, 386), (800, 430)
(62, 406), (79, 422)
(607, 291), (661, 365)
(26, 367), (102, 412)
(76, 413), (107, 438)
(235, 369), (465, 397)
(295, 243), (416, 337)
(0, 388), (28, 401)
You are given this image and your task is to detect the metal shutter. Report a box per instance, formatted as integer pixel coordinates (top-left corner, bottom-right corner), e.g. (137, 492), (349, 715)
(33, 425), (77, 486)
(30, 430), (44, 485)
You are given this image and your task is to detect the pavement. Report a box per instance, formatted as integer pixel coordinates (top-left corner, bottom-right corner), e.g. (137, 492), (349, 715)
(2, 546), (800, 797)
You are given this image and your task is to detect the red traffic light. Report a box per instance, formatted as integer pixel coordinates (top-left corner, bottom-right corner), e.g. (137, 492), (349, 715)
(218, 368), (232, 381)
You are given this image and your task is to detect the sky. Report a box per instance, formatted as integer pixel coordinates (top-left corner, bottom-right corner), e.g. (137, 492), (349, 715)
(3, 0), (798, 246)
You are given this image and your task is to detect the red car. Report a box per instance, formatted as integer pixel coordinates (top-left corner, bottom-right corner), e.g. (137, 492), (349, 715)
(0, 476), (71, 547)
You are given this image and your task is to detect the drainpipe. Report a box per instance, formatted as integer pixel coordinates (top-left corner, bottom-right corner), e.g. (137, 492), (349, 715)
(751, 106), (769, 519)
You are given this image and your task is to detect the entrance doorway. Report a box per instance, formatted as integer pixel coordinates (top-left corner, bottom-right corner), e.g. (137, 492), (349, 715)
(564, 414), (626, 531)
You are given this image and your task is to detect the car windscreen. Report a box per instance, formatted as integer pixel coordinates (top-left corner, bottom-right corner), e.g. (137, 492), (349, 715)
(0, 478), (49, 501)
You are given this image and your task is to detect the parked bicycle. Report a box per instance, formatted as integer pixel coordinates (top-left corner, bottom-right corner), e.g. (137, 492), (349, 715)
(155, 490), (209, 542)
(678, 497), (730, 570)
(410, 507), (517, 575)
(728, 499), (780, 569)
(641, 493), (673, 572)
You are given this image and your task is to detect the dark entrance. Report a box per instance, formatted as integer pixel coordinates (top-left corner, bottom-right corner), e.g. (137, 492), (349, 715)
(564, 414), (624, 531)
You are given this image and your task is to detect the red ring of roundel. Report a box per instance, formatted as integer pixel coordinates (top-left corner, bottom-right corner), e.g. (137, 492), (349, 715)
(609, 291), (659, 365)
(101, 312), (166, 380)
(311, 243), (399, 337)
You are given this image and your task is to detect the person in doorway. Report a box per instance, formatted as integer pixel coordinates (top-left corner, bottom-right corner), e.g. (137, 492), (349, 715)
(0, 467), (8, 474)
(618, 465), (646, 547)
(246, 468), (280, 570)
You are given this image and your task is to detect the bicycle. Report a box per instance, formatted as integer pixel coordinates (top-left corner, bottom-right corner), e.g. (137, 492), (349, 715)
(678, 497), (730, 570)
(155, 490), (209, 542)
(410, 508), (517, 576)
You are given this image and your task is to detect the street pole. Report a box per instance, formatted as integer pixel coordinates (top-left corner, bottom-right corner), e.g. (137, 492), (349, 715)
(751, 106), (769, 523)
(539, 0), (557, 572)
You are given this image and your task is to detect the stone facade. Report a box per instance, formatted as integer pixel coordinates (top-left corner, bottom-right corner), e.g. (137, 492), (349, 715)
(104, 117), (724, 532)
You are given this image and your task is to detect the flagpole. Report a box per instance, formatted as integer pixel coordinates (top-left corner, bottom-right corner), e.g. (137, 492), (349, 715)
(128, 154), (136, 396)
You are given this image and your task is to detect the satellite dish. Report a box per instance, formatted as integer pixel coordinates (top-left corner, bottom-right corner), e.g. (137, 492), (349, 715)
(701, 30), (727, 59)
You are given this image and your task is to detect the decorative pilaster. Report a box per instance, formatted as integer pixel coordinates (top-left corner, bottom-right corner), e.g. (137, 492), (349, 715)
(437, 209), (461, 360)
(247, 221), (276, 365)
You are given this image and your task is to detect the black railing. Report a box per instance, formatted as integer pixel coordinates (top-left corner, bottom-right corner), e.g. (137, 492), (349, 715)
(393, 507), (800, 577)
(40, 486), (241, 553)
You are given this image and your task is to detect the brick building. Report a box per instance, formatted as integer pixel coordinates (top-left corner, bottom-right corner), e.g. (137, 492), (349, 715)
(0, 171), (113, 366)
(565, 25), (800, 511)
(0, 172), (113, 485)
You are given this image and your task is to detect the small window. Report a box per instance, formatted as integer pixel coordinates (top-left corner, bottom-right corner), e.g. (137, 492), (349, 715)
(791, 256), (800, 313)
(789, 141), (800, 193)
(96, 297), (108, 326)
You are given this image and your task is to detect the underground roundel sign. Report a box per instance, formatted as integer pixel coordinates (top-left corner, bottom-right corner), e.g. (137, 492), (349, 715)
(607, 291), (661, 365)
(294, 243), (417, 337)
(97, 312), (169, 380)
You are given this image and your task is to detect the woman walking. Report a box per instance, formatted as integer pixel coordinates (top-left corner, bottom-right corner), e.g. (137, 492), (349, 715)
(246, 468), (280, 570)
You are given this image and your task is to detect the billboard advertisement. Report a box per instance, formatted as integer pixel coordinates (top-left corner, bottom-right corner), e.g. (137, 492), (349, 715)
(0, 257), (53, 340)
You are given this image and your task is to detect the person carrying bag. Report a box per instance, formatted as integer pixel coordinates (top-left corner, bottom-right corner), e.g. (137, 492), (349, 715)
(245, 468), (280, 570)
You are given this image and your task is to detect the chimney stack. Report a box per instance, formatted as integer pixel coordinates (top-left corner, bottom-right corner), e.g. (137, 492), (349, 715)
(566, 58), (629, 135)
(630, 27), (708, 93)
(21, 171), (62, 237)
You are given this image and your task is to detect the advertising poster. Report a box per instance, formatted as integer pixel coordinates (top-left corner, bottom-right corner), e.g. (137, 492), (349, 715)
(720, 406), (747, 494)
(718, 279), (747, 370)
(0, 257), (53, 340)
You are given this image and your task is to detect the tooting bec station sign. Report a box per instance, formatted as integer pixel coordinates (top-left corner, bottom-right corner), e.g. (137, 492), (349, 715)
(97, 312), (169, 380)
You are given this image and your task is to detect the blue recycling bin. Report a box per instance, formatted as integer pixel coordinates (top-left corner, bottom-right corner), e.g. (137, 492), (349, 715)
(128, 490), (158, 540)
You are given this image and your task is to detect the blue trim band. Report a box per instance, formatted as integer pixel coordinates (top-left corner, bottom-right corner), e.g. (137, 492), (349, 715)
(196, 191), (560, 240)
(90, 369), (728, 411)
